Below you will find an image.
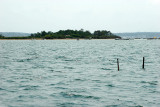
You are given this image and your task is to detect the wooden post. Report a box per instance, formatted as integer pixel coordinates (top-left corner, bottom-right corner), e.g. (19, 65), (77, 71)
(142, 57), (145, 69)
(117, 58), (119, 71)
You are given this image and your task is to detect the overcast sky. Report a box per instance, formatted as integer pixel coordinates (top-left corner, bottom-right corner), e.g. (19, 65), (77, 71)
(0, 0), (160, 33)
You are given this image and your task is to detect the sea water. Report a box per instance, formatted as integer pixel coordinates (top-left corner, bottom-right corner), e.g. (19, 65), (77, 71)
(0, 40), (160, 107)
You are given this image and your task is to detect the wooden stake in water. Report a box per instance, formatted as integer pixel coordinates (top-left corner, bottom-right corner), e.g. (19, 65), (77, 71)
(117, 58), (119, 71)
(142, 57), (145, 69)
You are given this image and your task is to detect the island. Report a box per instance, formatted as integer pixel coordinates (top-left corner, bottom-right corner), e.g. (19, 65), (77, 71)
(0, 29), (121, 40)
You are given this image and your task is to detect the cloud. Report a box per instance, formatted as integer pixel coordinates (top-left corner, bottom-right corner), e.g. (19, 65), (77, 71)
(149, 0), (160, 5)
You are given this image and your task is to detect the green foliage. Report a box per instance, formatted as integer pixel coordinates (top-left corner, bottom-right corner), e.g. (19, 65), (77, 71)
(0, 34), (4, 38)
(30, 29), (120, 39)
(93, 30), (120, 39)
(0, 33), (32, 39)
(0, 29), (121, 39)
(44, 34), (65, 39)
(2, 36), (31, 39)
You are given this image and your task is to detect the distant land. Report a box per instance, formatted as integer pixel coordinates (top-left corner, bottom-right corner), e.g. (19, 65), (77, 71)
(0, 32), (30, 37)
(0, 30), (120, 39)
(1, 32), (160, 38)
(114, 32), (160, 38)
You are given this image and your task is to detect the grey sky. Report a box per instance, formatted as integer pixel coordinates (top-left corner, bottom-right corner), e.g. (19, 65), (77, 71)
(0, 0), (160, 33)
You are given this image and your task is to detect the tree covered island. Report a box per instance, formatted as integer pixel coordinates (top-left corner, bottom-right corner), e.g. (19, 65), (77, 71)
(0, 29), (121, 39)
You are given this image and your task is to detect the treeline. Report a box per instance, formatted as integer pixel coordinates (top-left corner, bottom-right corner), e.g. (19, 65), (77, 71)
(0, 34), (5, 39)
(0, 34), (31, 39)
(0, 29), (121, 39)
(30, 29), (121, 39)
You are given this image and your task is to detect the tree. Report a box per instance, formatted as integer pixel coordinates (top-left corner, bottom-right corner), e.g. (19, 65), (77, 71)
(29, 29), (120, 39)
(0, 34), (4, 38)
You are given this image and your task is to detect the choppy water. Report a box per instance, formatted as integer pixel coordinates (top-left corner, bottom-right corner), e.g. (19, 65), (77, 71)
(0, 40), (160, 107)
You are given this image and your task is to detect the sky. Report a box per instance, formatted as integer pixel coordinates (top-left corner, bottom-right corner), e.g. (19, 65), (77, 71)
(0, 0), (160, 33)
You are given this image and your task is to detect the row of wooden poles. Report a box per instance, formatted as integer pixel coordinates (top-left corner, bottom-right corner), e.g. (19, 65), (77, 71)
(117, 57), (145, 71)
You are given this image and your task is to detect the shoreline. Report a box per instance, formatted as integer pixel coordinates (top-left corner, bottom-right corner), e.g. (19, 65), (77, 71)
(0, 38), (115, 40)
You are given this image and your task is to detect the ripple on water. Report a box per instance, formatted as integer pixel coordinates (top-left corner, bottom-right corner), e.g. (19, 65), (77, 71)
(60, 92), (100, 100)
(19, 85), (40, 91)
(101, 68), (112, 70)
(105, 84), (115, 88)
(0, 40), (160, 107)
(57, 102), (84, 107)
(140, 81), (158, 85)
(64, 66), (75, 69)
(0, 88), (5, 91)
(15, 58), (34, 62)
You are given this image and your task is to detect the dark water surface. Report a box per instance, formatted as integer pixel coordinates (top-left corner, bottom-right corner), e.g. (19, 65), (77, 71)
(0, 40), (160, 107)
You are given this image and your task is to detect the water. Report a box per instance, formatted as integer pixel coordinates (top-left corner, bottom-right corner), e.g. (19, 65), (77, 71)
(0, 40), (160, 107)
